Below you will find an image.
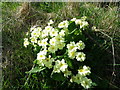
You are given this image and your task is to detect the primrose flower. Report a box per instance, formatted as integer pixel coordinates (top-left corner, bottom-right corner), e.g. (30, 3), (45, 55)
(30, 26), (36, 32)
(31, 29), (40, 38)
(81, 16), (87, 21)
(70, 74), (82, 84)
(68, 50), (76, 59)
(75, 19), (89, 29)
(41, 29), (49, 38)
(75, 19), (82, 25)
(78, 65), (91, 76)
(76, 52), (86, 62)
(49, 38), (57, 45)
(71, 18), (76, 21)
(63, 69), (72, 77)
(80, 21), (88, 29)
(55, 35), (64, 43)
(59, 30), (65, 36)
(48, 45), (58, 53)
(24, 38), (29, 47)
(36, 59), (44, 66)
(81, 77), (92, 89)
(26, 32), (29, 36)
(67, 42), (77, 51)
(53, 59), (68, 73)
(48, 19), (54, 26)
(58, 20), (69, 28)
(40, 38), (48, 47)
(53, 65), (60, 73)
(42, 48), (48, 55)
(76, 41), (85, 50)
(30, 37), (37, 44)
(43, 55), (54, 69)
(53, 60), (62, 73)
(45, 26), (53, 32)
(92, 26), (98, 31)
(59, 59), (68, 72)
(36, 27), (42, 32)
(37, 51), (46, 60)
(70, 75), (76, 83)
(50, 28), (58, 37)
(37, 40), (42, 46)
(57, 42), (65, 50)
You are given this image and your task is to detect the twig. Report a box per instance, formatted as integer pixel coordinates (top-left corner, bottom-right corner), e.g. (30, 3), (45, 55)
(100, 31), (116, 74)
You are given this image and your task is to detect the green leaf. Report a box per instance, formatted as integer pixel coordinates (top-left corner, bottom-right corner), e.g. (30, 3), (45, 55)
(65, 58), (74, 69)
(33, 60), (38, 64)
(68, 22), (76, 32)
(52, 73), (66, 81)
(26, 67), (46, 74)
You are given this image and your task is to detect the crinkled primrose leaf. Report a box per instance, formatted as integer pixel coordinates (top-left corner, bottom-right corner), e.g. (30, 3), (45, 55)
(26, 67), (46, 74)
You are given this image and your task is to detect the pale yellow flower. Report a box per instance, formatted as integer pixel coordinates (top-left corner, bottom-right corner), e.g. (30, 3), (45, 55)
(76, 52), (86, 62)
(49, 38), (56, 46)
(30, 37), (37, 44)
(59, 30), (65, 36)
(78, 65), (91, 76)
(81, 77), (92, 89)
(43, 55), (54, 69)
(68, 50), (76, 59)
(55, 35), (64, 43)
(57, 42), (65, 50)
(63, 69), (71, 77)
(71, 18), (76, 21)
(24, 38), (29, 47)
(37, 51), (46, 60)
(53, 59), (68, 73)
(41, 29), (49, 38)
(48, 45), (58, 53)
(70, 74), (82, 84)
(67, 42), (77, 51)
(41, 38), (48, 47)
(48, 19), (54, 25)
(76, 40), (85, 50)
(58, 20), (69, 28)
(45, 26), (53, 32)
(75, 19), (82, 25)
(50, 28), (58, 37)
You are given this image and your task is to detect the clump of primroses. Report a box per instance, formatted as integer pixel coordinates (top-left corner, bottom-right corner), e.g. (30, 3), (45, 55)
(24, 16), (94, 89)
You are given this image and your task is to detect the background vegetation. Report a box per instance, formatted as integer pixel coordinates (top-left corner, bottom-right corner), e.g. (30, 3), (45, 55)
(2, 2), (120, 89)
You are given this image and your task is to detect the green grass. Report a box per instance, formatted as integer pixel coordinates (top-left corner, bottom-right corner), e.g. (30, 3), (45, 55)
(2, 2), (120, 89)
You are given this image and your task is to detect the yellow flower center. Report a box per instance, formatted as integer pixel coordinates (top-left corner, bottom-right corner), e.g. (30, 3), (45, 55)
(60, 63), (64, 67)
(69, 46), (74, 50)
(78, 69), (84, 72)
(39, 55), (43, 58)
(46, 58), (50, 62)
